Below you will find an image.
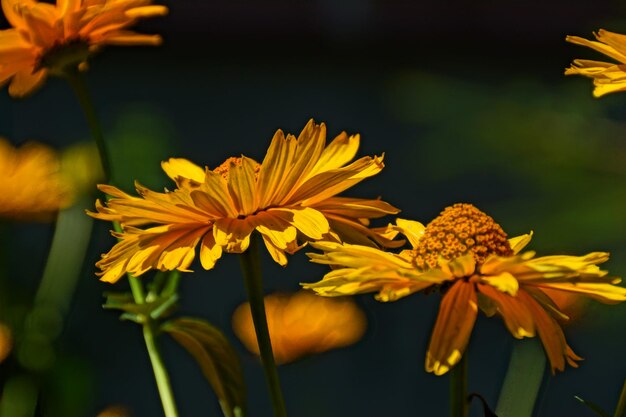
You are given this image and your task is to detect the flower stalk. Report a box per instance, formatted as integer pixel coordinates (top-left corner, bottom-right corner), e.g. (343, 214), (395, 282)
(63, 69), (111, 182)
(66, 73), (178, 417)
(239, 234), (288, 417)
(450, 353), (469, 417)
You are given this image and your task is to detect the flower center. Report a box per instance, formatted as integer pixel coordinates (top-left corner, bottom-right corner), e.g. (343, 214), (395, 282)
(213, 156), (261, 181)
(413, 203), (512, 270)
(38, 38), (90, 76)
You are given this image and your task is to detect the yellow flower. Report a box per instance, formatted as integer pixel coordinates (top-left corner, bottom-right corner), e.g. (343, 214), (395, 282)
(565, 29), (626, 97)
(0, 0), (168, 97)
(89, 119), (400, 283)
(232, 290), (366, 364)
(0, 137), (73, 220)
(303, 203), (626, 375)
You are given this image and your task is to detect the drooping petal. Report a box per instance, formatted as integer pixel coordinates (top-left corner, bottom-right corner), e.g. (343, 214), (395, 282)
(213, 217), (254, 253)
(268, 207), (330, 240)
(425, 281), (478, 376)
(516, 289), (582, 373)
(199, 231), (222, 270)
(477, 284), (535, 338)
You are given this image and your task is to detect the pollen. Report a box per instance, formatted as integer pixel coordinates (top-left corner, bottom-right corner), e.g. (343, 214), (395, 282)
(413, 203), (513, 269)
(213, 157), (261, 181)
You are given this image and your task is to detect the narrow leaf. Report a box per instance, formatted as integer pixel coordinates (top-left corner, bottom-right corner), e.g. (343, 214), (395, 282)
(575, 396), (612, 417)
(162, 317), (246, 417)
(496, 338), (546, 417)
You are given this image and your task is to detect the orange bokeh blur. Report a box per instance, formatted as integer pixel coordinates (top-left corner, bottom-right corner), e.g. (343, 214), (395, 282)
(232, 290), (367, 364)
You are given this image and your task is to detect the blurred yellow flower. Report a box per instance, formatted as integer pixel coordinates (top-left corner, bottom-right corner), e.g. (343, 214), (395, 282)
(60, 141), (104, 197)
(232, 290), (366, 364)
(565, 29), (626, 97)
(304, 203), (626, 375)
(0, 0), (168, 97)
(0, 138), (73, 220)
(89, 119), (399, 283)
(0, 323), (12, 364)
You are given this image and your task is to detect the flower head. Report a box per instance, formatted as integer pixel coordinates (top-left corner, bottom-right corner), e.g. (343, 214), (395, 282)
(303, 203), (626, 375)
(0, 0), (168, 97)
(565, 29), (626, 97)
(232, 290), (366, 364)
(89, 119), (400, 283)
(0, 137), (73, 220)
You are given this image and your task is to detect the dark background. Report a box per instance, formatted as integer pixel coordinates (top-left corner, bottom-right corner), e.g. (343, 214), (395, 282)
(2, 1), (626, 416)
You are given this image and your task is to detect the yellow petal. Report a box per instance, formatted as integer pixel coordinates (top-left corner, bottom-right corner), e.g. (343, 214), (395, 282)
(439, 254), (475, 279)
(213, 217), (254, 253)
(508, 232), (533, 255)
(480, 271), (519, 296)
(199, 231), (222, 270)
(269, 207), (330, 240)
(308, 131), (359, 177)
(8, 68), (47, 98)
(226, 156), (258, 215)
(161, 158), (206, 184)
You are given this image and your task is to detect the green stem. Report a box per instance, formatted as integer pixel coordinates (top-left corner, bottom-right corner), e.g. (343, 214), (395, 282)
(64, 71), (178, 417)
(142, 319), (179, 417)
(63, 69), (111, 182)
(239, 234), (288, 417)
(614, 379), (626, 417)
(450, 353), (468, 417)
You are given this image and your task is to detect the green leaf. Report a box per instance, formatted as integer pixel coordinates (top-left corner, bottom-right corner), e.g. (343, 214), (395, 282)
(162, 317), (246, 417)
(103, 292), (178, 321)
(575, 396), (612, 417)
(496, 338), (545, 417)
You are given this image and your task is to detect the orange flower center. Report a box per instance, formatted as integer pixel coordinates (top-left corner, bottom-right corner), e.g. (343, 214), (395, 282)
(213, 156), (261, 181)
(413, 203), (512, 270)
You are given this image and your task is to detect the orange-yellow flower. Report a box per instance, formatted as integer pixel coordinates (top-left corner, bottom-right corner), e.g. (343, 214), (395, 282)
(89, 119), (400, 283)
(0, 0), (168, 97)
(0, 137), (73, 220)
(0, 323), (12, 364)
(303, 203), (626, 375)
(232, 290), (366, 364)
(565, 29), (626, 97)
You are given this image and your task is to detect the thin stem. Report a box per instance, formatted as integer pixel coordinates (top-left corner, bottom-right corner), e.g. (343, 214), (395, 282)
(239, 234), (288, 417)
(143, 320), (179, 417)
(64, 70), (177, 417)
(63, 69), (111, 182)
(450, 353), (468, 417)
(614, 379), (626, 417)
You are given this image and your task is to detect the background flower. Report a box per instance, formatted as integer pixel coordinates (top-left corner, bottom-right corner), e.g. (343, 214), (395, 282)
(0, 138), (73, 220)
(232, 290), (366, 364)
(566, 29), (626, 97)
(0, 0), (167, 97)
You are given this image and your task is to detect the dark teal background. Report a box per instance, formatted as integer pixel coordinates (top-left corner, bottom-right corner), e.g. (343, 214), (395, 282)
(1, 1), (626, 416)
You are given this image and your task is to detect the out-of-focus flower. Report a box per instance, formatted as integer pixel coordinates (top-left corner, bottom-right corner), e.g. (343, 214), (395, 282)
(232, 290), (367, 364)
(89, 119), (400, 283)
(96, 405), (130, 417)
(565, 29), (626, 97)
(60, 141), (104, 197)
(0, 138), (73, 220)
(304, 203), (626, 375)
(0, 323), (12, 364)
(0, 0), (168, 97)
